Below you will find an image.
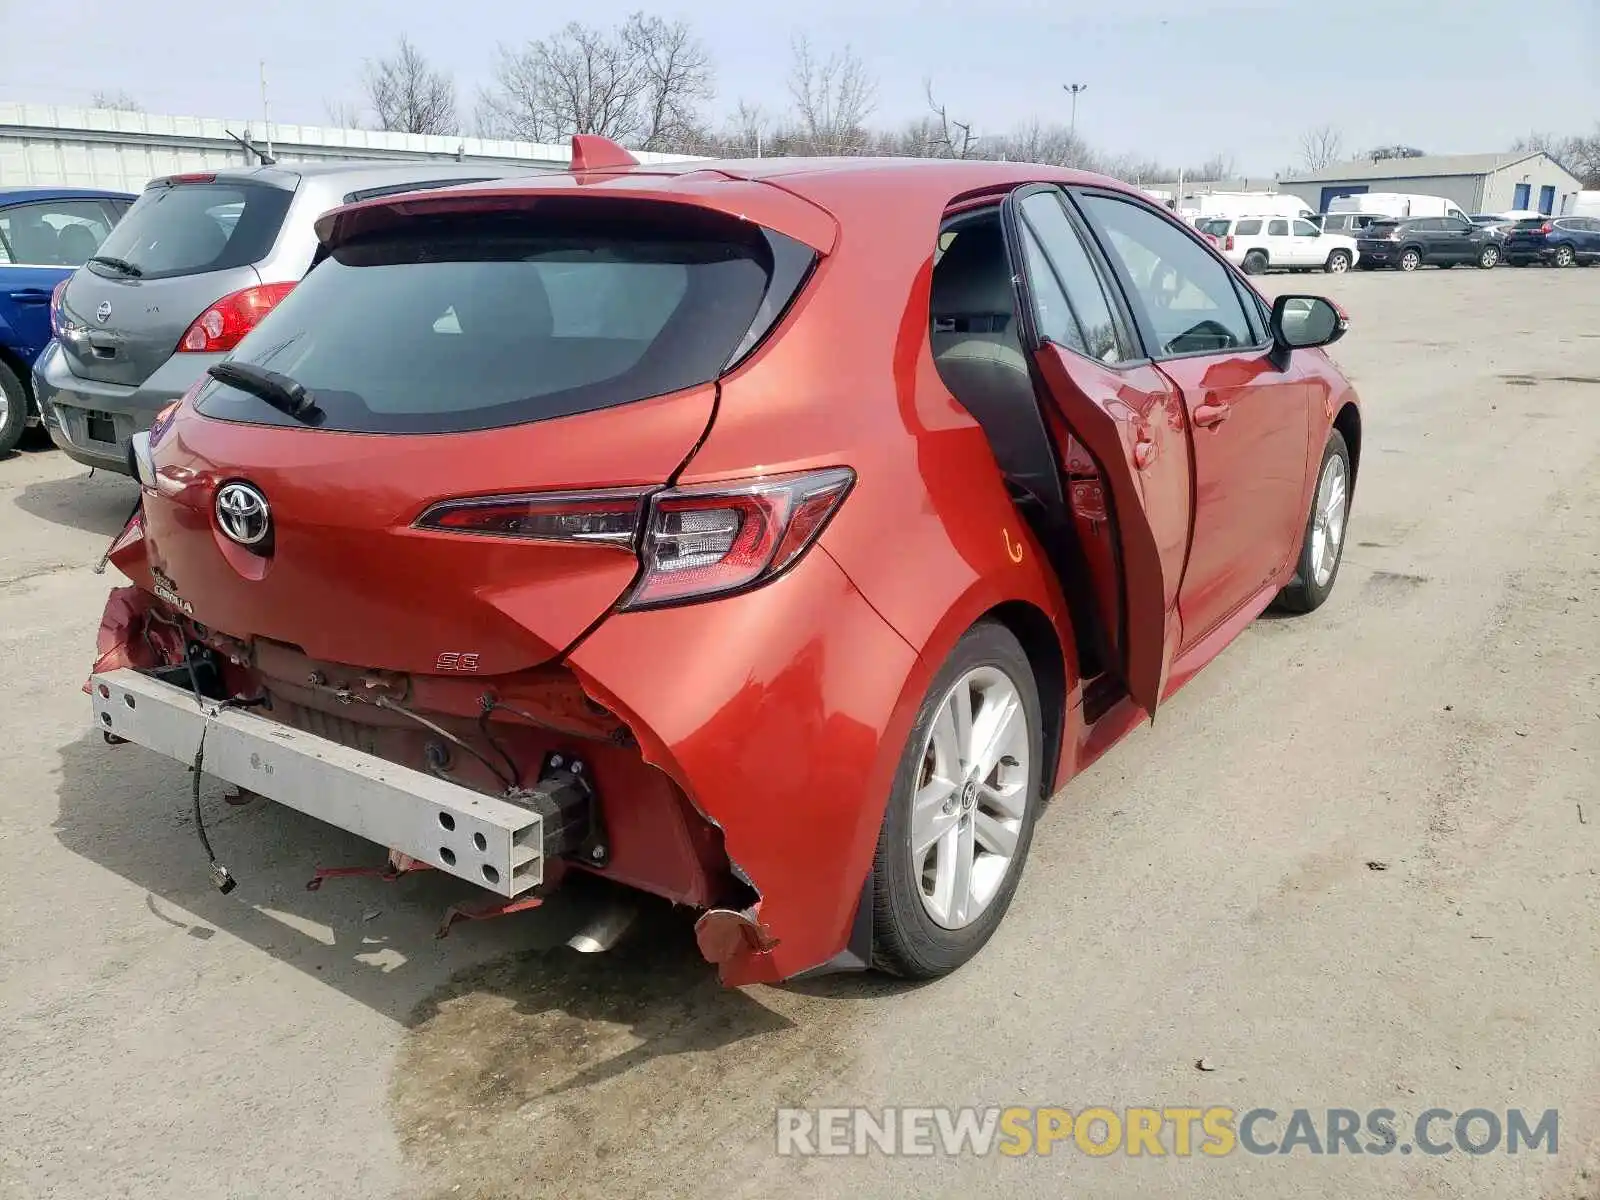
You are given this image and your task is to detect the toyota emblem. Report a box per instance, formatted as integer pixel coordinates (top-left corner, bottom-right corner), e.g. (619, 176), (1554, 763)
(215, 481), (271, 547)
(96, 301), (112, 324)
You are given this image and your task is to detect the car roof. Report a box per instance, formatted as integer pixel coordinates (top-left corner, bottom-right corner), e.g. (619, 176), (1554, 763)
(0, 184), (136, 204)
(316, 156), (1144, 254)
(146, 159), (557, 192)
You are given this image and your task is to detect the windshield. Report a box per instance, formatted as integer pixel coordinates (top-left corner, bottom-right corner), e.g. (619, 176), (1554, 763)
(196, 204), (813, 434)
(89, 181), (292, 280)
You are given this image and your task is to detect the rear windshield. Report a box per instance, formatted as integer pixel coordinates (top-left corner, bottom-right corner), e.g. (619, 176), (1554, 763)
(88, 181), (291, 281)
(1198, 219), (1231, 235)
(1366, 220), (1400, 233)
(196, 203), (815, 434)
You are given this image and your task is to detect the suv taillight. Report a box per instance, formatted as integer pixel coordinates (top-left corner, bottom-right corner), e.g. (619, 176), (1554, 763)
(414, 467), (856, 609)
(49, 279), (69, 337)
(176, 282), (296, 353)
(1224, 235), (1235, 251)
(1539, 222), (1554, 234)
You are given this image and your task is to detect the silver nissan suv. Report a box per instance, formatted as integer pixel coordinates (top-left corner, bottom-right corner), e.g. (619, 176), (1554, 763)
(34, 159), (551, 473)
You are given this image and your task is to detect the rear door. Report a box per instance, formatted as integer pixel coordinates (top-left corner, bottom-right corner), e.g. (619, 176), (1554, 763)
(1264, 218), (1294, 266)
(999, 185), (1192, 716)
(1440, 215), (1476, 261)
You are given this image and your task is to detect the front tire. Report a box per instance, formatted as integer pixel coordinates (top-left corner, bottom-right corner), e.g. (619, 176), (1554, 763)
(1277, 431), (1351, 614)
(1399, 248), (1422, 272)
(1242, 250), (1269, 276)
(0, 360), (29, 456)
(871, 621), (1043, 979)
(1326, 249), (1352, 273)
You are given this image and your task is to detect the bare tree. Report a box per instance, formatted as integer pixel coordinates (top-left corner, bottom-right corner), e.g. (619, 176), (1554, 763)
(477, 14), (712, 150)
(323, 98), (366, 130)
(787, 35), (876, 155)
(364, 36), (458, 135)
(922, 82), (979, 159)
(1366, 144), (1426, 163)
(1297, 124), (1344, 172)
(90, 90), (142, 112)
(1190, 152), (1238, 181)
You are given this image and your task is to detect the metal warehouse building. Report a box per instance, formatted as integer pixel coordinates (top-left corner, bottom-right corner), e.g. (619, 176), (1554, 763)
(0, 103), (704, 193)
(1281, 151), (1583, 216)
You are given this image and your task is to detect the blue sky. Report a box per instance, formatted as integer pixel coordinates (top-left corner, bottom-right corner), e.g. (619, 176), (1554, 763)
(2, 0), (1595, 172)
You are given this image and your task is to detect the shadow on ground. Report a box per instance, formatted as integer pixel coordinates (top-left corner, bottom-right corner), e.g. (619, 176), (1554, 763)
(13, 466), (138, 537)
(54, 728), (883, 1197)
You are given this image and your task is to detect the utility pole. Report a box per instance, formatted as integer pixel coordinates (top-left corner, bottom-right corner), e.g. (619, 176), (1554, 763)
(260, 61), (274, 160)
(1063, 83), (1088, 137)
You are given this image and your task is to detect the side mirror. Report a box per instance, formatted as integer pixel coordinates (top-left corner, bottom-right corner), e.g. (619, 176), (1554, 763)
(1270, 295), (1348, 351)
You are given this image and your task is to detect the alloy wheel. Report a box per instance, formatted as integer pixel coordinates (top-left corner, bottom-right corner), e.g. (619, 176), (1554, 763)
(1310, 453), (1348, 588)
(911, 665), (1032, 930)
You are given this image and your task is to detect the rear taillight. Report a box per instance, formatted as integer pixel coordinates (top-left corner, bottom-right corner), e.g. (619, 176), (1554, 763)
(627, 468), (855, 608)
(175, 282), (296, 353)
(1224, 235), (1235, 251)
(414, 467), (855, 609)
(1540, 222), (1554, 234)
(415, 489), (650, 547)
(49, 279), (69, 337)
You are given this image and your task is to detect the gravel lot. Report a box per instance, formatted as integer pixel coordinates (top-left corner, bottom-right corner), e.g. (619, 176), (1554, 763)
(2, 266), (1597, 1200)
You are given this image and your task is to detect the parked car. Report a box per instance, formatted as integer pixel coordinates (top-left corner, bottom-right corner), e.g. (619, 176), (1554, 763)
(1200, 215), (1359, 274)
(0, 186), (135, 453)
(1355, 215), (1503, 270)
(89, 146), (1361, 986)
(34, 161), (549, 473)
(1501, 216), (1600, 267)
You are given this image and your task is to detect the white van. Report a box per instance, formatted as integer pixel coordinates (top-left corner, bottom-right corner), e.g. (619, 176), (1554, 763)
(1188, 191), (1315, 221)
(1327, 192), (1470, 221)
(1562, 191), (1600, 218)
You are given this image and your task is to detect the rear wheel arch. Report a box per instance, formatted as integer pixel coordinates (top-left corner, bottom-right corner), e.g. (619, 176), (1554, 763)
(1333, 401), (1361, 487)
(983, 600), (1070, 799)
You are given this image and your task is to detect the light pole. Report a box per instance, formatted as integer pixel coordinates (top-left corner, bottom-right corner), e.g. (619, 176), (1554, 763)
(1063, 83), (1088, 137)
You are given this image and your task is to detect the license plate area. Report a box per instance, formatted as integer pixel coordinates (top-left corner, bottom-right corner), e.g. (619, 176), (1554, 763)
(85, 411), (117, 444)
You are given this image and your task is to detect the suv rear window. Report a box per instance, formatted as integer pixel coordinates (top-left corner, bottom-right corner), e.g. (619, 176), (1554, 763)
(88, 181), (291, 281)
(1198, 219), (1231, 236)
(196, 203), (815, 434)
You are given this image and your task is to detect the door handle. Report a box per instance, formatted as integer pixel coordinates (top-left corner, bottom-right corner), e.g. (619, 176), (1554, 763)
(7, 289), (51, 305)
(1193, 401), (1232, 428)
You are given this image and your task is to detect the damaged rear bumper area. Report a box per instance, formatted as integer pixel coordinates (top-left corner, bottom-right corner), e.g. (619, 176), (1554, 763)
(89, 540), (924, 985)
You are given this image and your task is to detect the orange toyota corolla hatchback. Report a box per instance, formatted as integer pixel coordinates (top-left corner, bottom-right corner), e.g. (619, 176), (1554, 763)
(89, 138), (1360, 986)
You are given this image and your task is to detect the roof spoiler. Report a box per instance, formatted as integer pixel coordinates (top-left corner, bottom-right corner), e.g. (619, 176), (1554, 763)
(569, 134), (638, 173)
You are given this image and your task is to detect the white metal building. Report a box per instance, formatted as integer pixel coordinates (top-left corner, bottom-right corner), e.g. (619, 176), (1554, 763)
(0, 103), (706, 193)
(1280, 151), (1583, 217)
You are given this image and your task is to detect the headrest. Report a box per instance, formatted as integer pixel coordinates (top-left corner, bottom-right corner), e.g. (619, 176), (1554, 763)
(931, 224), (1014, 320)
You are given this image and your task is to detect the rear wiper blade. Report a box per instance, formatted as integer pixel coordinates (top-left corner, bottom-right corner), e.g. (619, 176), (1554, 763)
(87, 255), (143, 277)
(206, 361), (322, 424)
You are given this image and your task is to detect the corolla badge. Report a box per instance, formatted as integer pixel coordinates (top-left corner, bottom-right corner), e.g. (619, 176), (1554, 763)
(96, 301), (112, 324)
(215, 482), (271, 546)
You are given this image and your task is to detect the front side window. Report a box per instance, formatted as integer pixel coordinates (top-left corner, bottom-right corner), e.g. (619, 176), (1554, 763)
(0, 200), (114, 266)
(1292, 219), (1319, 237)
(1015, 191), (1127, 364)
(1079, 194), (1256, 358)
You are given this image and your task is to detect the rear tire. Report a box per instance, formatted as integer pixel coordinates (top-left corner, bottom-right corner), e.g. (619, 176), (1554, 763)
(1242, 250), (1269, 276)
(1478, 245), (1500, 269)
(1553, 245), (1575, 268)
(0, 360), (28, 457)
(1399, 248), (1422, 272)
(871, 621), (1043, 979)
(1277, 431), (1351, 615)
(1325, 249), (1352, 273)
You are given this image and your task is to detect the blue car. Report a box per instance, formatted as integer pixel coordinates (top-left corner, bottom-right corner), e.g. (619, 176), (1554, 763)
(1502, 216), (1600, 268)
(0, 186), (136, 453)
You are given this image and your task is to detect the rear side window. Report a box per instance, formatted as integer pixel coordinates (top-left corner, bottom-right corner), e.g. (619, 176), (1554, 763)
(1235, 219), (1263, 235)
(1267, 219), (1289, 236)
(89, 182), (291, 280)
(197, 203), (814, 434)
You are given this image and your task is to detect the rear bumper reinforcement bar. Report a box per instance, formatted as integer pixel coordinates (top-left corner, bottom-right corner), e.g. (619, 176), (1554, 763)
(90, 668), (542, 898)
